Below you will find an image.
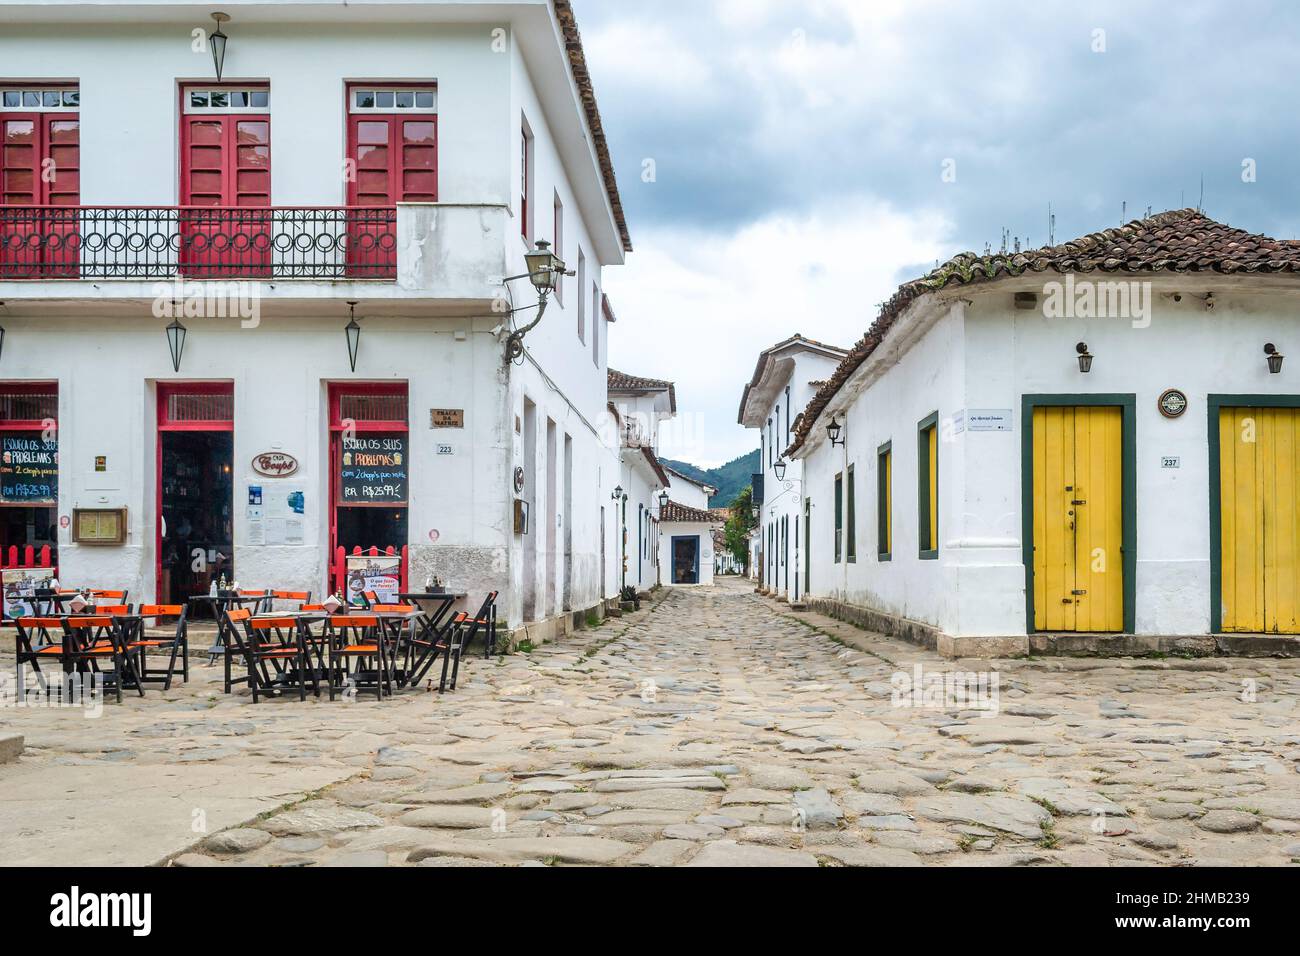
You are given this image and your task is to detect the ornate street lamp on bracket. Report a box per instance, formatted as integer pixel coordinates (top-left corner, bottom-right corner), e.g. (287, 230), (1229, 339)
(166, 314), (186, 373)
(502, 240), (571, 363)
(826, 416), (845, 447)
(209, 13), (230, 81)
(773, 458), (787, 481)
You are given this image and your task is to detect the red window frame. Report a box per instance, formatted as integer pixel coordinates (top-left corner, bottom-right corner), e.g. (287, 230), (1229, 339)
(1, 110), (80, 277)
(0, 381), (59, 568)
(178, 97), (272, 277)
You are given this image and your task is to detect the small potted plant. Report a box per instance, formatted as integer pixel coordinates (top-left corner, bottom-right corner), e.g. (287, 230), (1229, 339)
(619, 584), (640, 611)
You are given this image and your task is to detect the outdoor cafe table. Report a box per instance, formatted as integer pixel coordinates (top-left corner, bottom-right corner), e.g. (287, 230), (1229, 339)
(248, 608), (423, 690)
(194, 592), (275, 664)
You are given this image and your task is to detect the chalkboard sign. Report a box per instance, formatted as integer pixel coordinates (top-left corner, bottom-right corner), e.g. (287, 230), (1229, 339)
(0, 433), (58, 504)
(338, 433), (407, 504)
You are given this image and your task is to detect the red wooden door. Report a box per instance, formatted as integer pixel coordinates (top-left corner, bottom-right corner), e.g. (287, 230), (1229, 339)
(1, 113), (79, 277)
(346, 114), (436, 276)
(180, 114), (271, 277)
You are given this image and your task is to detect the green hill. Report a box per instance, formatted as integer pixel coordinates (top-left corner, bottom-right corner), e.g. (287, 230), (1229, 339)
(662, 449), (760, 508)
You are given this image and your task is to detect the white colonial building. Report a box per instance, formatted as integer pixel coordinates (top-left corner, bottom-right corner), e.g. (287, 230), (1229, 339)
(737, 334), (846, 603)
(657, 499), (717, 587)
(788, 210), (1300, 657)
(0, 0), (634, 636)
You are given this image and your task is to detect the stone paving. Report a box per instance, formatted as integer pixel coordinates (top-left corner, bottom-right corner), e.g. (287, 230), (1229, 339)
(3, 577), (1300, 867)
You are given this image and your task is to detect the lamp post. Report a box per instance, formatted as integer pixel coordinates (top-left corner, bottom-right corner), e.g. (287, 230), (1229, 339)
(209, 13), (230, 81)
(345, 301), (361, 372)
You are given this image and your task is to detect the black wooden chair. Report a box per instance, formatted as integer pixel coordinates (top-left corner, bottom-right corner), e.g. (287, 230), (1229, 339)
(14, 616), (66, 689)
(440, 591), (499, 692)
(325, 614), (393, 701)
(128, 604), (189, 689)
(234, 616), (314, 703)
(60, 614), (142, 703)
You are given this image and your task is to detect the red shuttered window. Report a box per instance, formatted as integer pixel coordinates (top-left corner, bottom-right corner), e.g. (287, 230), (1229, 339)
(1, 87), (80, 277)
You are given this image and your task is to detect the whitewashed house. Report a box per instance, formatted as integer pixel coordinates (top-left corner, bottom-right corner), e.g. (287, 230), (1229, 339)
(0, 0), (632, 637)
(788, 210), (1300, 656)
(657, 499), (717, 586)
(606, 367), (675, 593)
(737, 334), (847, 602)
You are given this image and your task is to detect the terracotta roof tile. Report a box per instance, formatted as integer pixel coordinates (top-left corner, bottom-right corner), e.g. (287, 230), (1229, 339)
(787, 209), (1300, 455)
(659, 500), (718, 523)
(553, 1), (631, 253)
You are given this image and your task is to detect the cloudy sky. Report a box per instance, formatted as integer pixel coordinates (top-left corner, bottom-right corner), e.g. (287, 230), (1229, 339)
(572, 0), (1300, 467)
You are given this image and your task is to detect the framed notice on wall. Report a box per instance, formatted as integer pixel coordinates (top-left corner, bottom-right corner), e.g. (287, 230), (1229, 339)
(72, 507), (127, 545)
(337, 434), (407, 505)
(0, 433), (58, 504)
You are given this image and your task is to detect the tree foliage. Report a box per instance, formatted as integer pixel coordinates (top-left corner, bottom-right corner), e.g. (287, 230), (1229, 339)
(724, 486), (757, 571)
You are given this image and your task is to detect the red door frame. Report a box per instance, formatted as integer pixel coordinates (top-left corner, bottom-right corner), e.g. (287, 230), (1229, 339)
(156, 382), (234, 603)
(328, 382), (409, 595)
(178, 101), (272, 277)
(0, 382), (59, 571)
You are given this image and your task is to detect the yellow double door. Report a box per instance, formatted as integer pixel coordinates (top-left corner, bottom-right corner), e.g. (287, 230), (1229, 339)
(1219, 407), (1300, 633)
(1032, 406), (1124, 632)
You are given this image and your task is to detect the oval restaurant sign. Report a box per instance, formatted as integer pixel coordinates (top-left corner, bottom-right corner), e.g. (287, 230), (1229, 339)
(252, 452), (299, 478)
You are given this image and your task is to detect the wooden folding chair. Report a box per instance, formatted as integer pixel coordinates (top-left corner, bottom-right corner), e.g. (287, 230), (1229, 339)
(90, 589), (129, 604)
(325, 614), (392, 701)
(14, 616), (66, 689)
(271, 590), (312, 612)
(129, 605), (189, 689)
(441, 591), (499, 692)
(236, 616), (314, 703)
(61, 615), (141, 703)
(222, 607), (254, 693)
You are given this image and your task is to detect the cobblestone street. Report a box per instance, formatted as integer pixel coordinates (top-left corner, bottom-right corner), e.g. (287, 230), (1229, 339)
(3, 577), (1299, 867)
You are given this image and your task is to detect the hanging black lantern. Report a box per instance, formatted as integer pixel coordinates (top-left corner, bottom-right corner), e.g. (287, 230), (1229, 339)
(773, 458), (787, 481)
(345, 301), (361, 372)
(1265, 343), (1284, 374)
(658, 490), (669, 510)
(826, 416), (844, 447)
(166, 318), (187, 372)
(210, 13), (230, 82)
(1076, 341), (1094, 373)
(611, 485), (623, 501)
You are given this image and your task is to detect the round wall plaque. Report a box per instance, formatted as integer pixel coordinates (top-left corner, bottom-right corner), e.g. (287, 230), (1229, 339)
(1158, 389), (1188, 419)
(513, 466), (526, 494)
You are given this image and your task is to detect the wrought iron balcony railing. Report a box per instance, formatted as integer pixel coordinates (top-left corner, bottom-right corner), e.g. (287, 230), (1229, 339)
(0, 206), (397, 280)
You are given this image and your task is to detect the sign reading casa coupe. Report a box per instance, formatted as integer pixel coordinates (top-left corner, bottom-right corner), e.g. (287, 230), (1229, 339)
(251, 452), (299, 478)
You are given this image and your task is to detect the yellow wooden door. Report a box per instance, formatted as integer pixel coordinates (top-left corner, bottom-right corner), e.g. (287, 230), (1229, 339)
(1033, 406), (1124, 631)
(1219, 407), (1300, 633)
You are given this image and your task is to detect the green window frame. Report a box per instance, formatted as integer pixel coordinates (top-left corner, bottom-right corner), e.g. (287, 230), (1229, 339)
(877, 441), (892, 561)
(833, 471), (843, 563)
(918, 411), (939, 560)
(846, 464), (856, 562)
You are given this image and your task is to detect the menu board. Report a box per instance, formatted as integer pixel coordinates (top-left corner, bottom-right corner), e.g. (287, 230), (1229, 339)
(0, 433), (58, 504)
(338, 434), (407, 504)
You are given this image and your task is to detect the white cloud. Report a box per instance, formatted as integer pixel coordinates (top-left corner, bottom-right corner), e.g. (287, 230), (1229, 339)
(606, 199), (953, 466)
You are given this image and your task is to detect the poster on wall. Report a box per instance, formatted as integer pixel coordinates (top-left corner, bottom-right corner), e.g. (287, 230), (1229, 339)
(0, 433), (58, 504)
(3, 566), (56, 619)
(338, 435), (407, 504)
(345, 553), (401, 606)
(248, 484), (306, 546)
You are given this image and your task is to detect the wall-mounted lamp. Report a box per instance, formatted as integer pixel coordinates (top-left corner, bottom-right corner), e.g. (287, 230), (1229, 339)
(658, 490), (669, 510)
(1076, 341), (1093, 373)
(209, 13), (230, 81)
(1265, 343), (1284, 374)
(345, 301), (361, 372)
(826, 416), (845, 447)
(773, 459), (787, 481)
(611, 485), (623, 501)
(166, 316), (187, 372)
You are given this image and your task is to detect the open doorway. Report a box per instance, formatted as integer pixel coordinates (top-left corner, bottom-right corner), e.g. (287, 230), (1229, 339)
(157, 384), (234, 605)
(672, 535), (699, 584)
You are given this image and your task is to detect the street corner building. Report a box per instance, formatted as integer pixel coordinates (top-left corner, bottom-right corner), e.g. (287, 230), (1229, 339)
(0, 0), (638, 638)
(764, 210), (1300, 657)
(738, 334), (848, 604)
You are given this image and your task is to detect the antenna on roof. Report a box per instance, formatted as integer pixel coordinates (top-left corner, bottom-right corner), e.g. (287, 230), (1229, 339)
(1048, 203), (1055, 246)
(1198, 174), (1204, 213)
(1121, 200), (1127, 223)
(1145, 205), (1152, 218)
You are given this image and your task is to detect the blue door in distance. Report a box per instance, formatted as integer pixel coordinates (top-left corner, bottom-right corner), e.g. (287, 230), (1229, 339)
(671, 535), (699, 584)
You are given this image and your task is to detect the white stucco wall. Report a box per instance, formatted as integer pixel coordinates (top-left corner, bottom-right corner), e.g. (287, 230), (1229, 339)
(799, 277), (1300, 637)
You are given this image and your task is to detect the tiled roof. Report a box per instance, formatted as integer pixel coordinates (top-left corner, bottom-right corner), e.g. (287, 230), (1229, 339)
(708, 507), (732, 524)
(553, 1), (632, 253)
(787, 209), (1300, 454)
(659, 500), (718, 523)
(608, 367), (677, 412)
(639, 446), (671, 487)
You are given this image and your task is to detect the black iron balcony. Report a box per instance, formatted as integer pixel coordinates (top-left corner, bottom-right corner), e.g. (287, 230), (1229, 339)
(0, 205), (397, 280)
